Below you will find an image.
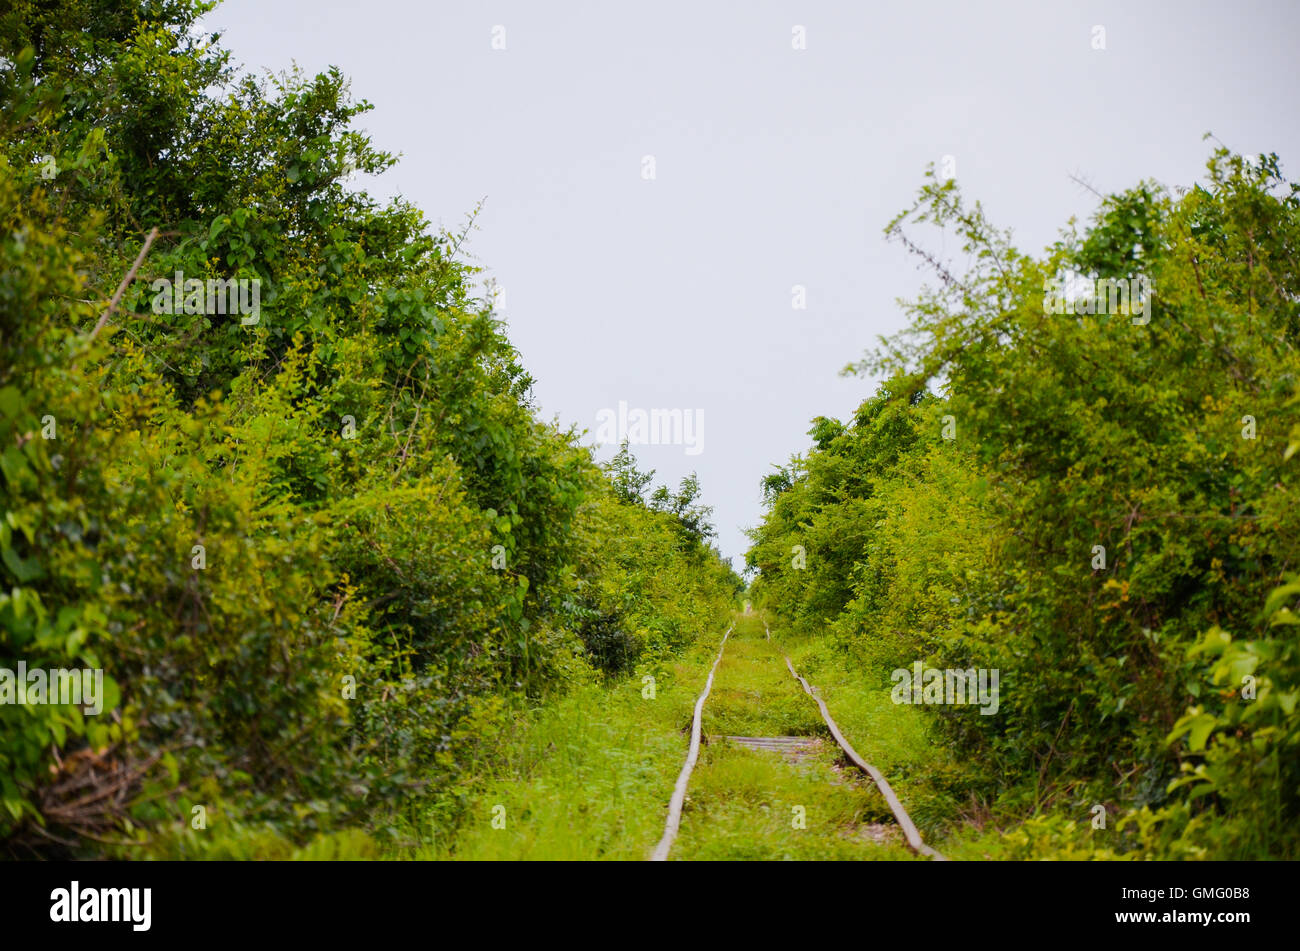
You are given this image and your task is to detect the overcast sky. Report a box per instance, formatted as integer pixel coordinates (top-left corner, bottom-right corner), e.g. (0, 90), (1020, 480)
(209, 0), (1300, 571)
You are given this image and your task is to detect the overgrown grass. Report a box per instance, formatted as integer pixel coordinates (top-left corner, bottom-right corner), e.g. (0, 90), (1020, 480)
(766, 615), (1145, 859)
(669, 740), (916, 860)
(702, 620), (824, 738)
(403, 611), (995, 860)
(770, 617), (968, 842)
(671, 613), (916, 860)
(404, 625), (730, 860)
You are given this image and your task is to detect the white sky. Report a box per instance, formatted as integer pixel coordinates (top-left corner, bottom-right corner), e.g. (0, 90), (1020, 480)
(208, 0), (1300, 571)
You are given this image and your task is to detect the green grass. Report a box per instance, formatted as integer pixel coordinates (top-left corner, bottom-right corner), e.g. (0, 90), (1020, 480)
(407, 624), (729, 860)
(765, 616), (1130, 859)
(407, 611), (968, 860)
(701, 629), (825, 737)
(669, 740), (916, 860)
(670, 613), (917, 860)
(772, 621), (967, 841)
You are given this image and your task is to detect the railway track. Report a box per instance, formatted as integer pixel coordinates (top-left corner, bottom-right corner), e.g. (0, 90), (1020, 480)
(651, 614), (946, 861)
(649, 624), (732, 862)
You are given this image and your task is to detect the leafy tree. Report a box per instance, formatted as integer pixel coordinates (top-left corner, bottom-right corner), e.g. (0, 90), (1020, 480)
(750, 147), (1300, 858)
(0, 0), (739, 857)
(651, 472), (717, 549)
(605, 439), (655, 506)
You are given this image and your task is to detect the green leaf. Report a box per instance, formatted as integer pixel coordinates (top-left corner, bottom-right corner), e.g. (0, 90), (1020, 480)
(1, 545), (42, 582)
(1187, 714), (1217, 752)
(0, 385), (23, 419)
(1262, 580), (1300, 617)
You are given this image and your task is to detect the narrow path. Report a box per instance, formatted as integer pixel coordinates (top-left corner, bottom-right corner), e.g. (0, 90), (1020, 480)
(653, 612), (929, 860)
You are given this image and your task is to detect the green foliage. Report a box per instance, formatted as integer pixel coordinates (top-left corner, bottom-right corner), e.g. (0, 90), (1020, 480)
(750, 148), (1300, 858)
(605, 439), (655, 506)
(0, 1), (738, 857)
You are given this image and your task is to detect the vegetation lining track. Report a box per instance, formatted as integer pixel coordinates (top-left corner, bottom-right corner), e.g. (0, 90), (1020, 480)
(763, 620), (947, 861)
(652, 614), (945, 860)
(650, 624), (734, 861)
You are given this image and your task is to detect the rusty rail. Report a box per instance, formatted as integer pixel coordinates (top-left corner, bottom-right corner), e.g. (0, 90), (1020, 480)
(649, 623), (733, 861)
(765, 619), (948, 861)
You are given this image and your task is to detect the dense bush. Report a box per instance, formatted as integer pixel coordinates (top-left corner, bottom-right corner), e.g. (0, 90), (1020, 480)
(748, 150), (1300, 858)
(0, 0), (738, 857)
